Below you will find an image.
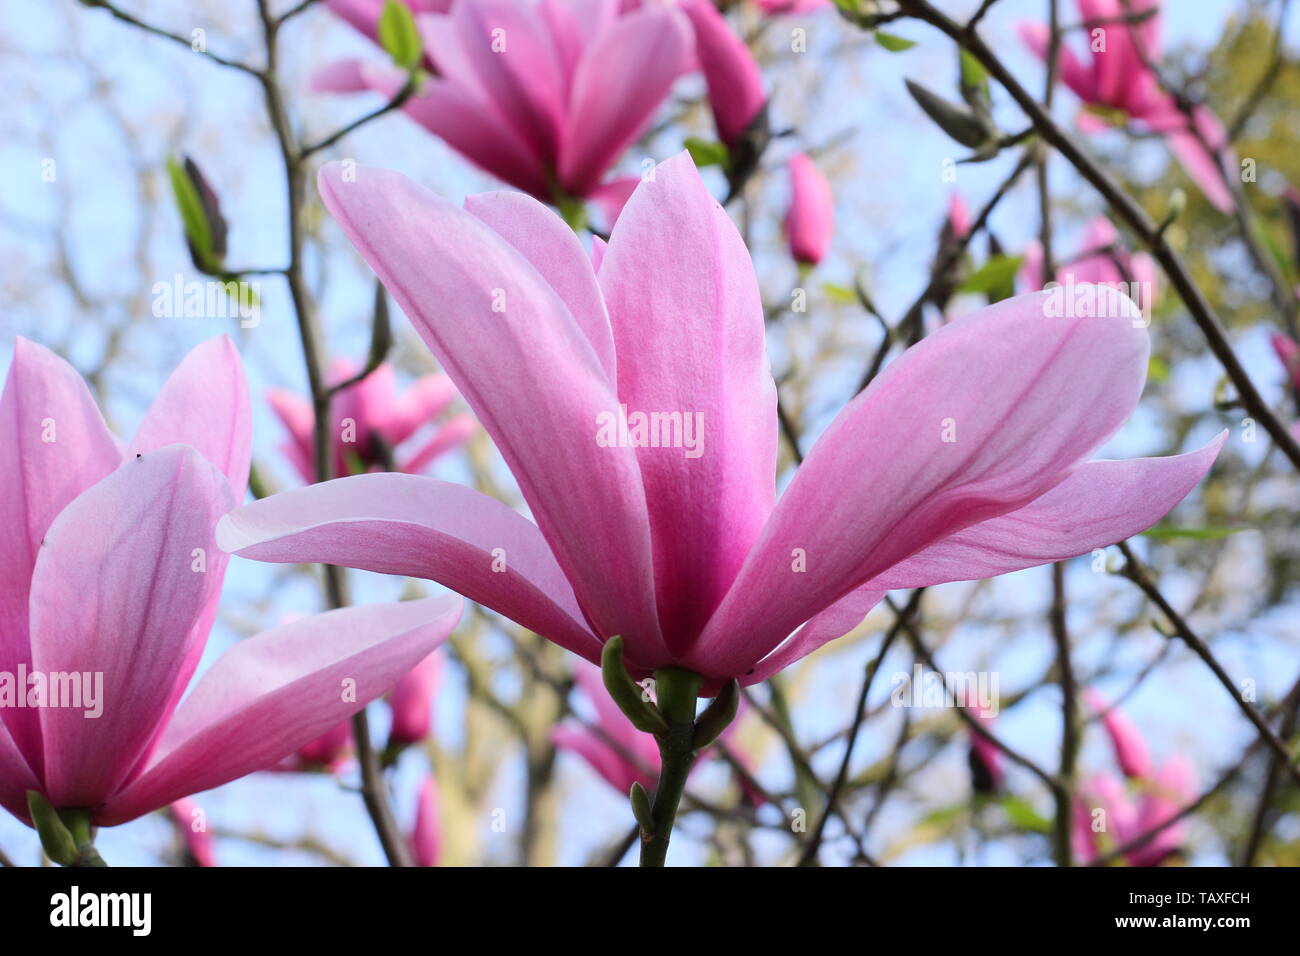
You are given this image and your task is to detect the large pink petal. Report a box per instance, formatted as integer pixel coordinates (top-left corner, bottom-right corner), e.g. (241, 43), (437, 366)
(687, 286), (1151, 680)
(465, 189), (617, 381)
(30, 446), (233, 809)
(440, 0), (565, 162)
(0, 339), (122, 763)
(557, 3), (692, 197)
(98, 595), (462, 825)
(127, 336), (251, 497)
(598, 152), (777, 656)
(868, 437), (1225, 590)
(218, 474), (602, 661)
(318, 163), (664, 666)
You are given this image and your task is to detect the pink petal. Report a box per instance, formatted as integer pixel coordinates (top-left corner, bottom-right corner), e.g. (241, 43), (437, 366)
(318, 162), (663, 666)
(441, 0), (566, 162)
(266, 387), (317, 484)
(587, 176), (640, 232)
(598, 152), (777, 657)
(557, 3), (692, 197)
(388, 650), (442, 745)
(1083, 688), (1152, 779)
(127, 336), (251, 497)
(383, 373), (458, 446)
(786, 153), (834, 266)
(868, 437), (1225, 591)
(218, 473), (601, 661)
(688, 287), (1152, 681)
(0, 719), (39, 822)
(465, 189), (617, 381)
(410, 776), (441, 866)
(683, 0), (765, 147)
(0, 339), (121, 762)
(310, 58), (374, 94)
(31, 446), (233, 809)
(745, 587), (885, 685)
(1162, 106), (1235, 213)
(399, 414), (476, 474)
(98, 595), (462, 825)
(1017, 20), (1096, 103)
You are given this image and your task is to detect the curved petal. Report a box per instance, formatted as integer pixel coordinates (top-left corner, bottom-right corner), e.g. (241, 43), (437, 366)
(557, 4), (692, 196)
(218, 473), (601, 661)
(399, 414), (476, 474)
(440, 0), (565, 161)
(127, 336), (251, 497)
(599, 152), (777, 656)
(0, 339), (122, 762)
(688, 286), (1151, 680)
(744, 587), (885, 685)
(383, 373), (458, 445)
(867, 435), (1225, 591)
(0, 719), (39, 822)
(310, 58), (373, 93)
(318, 163), (663, 665)
(266, 387), (316, 484)
(31, 445), (233, 809)
(98, 595), (462, 825)
(1017, 21), (1096, 102)
(465, 189), (617, 381)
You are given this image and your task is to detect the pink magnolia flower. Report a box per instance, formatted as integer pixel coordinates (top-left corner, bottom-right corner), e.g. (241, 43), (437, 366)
(1073, 771), (1138, 862)
(1019, 0), (1234, 211)
(0, 336), (462, 828)
(1128, 754), (1195, 866)
(552, 660), (758, 798)
(682, 0), (766, 149)
(169, 798), (216, 867)
(279, 719), (353, 773)
(409, 775), (441, 866)
(217, 152), (1222, 691)
(964, 693), (1002, 794)
(1271, 330), (1300, 392)
(756, 0), (830, 15)
(319, 0), (693, 219)
(552, 662), (664, 794)
(947, 192), (972, 240)
(1019, 217), (1158, 316)
(387, 650), (443, 746)
(268, 358), (474, 483)
(1083, 687), (1151, 779)
(786, 153), (833, 266)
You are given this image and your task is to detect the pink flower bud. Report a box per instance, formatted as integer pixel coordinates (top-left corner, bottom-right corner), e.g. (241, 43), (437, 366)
(388, 651), (443, 746)
(786, 153), (833, 267)
(682, 0), (766, 148)
(1084, 688), (1151, 779)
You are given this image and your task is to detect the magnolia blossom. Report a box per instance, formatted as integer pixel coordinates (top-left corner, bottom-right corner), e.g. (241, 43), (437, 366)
(553, 661), (761, 801)
(1083, 688), (1151, 779)
(947, 192), (971, 240)
(169, 799), (216, 867)
(785, 152), (834, 267)
(682, 0), (766, 149)
(1073, 758), (1195, 866)
(1019, 217), (1159, 317)
(552, 662), (661, 794)
(0, 336), (461, 827)
(1019, 0), (1234, 211)
(756, 0), (830, 15)
(318, 0), (693, 222)
(387, 650), (443, 746)
(965, 694), (1003, 794)
(410, 776), (440, 867)
(218, 152), (1222, 691)
(268, 358), (474, 483)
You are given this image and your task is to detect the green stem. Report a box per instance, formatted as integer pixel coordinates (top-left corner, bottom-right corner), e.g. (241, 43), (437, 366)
(61, 809), (108, 868)
(639, 668), (702, 867)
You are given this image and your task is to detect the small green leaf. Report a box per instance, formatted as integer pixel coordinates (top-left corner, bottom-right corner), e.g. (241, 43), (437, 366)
(957, 254), (1023, 297)
(959, 50), (988, 91)
(684, 137), (730, 170)
(378, 0), (422, 71)
(904, 79), (992, 149)
(1000, 795), (1050, 833)
(821, 282), (858, 304)
(875, 31), (917, 52)
(1142, 525), (1247, 541)
(1147, 355), (1170, 383)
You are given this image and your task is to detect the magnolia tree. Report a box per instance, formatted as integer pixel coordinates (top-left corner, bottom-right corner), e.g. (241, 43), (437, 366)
(0, 0), (1297, 869)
